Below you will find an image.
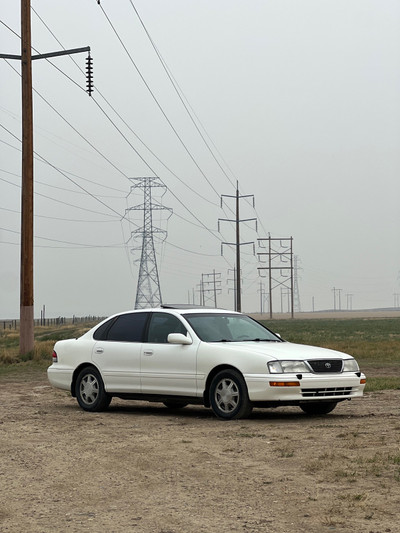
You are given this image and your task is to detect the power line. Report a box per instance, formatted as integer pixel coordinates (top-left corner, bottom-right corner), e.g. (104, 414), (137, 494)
(0, 204), (118, 223)
(97, 2), (222, 200)
(159, 239), (220, 258)
(6, 7), (237, 242)
(1, 5), (249, 303)
(30, 6), (219, 207)
(0, 122), (124, 219)
(1, 111), (224, 244)
(3, 45), (222, 235)
(128, 0), (237, 191)
(0, 18), (20, 39)
(127, 2), (268, 244)
(4, 58), (131, 181)
(0, 226), (124, 248)
(1, 166), (124, 199)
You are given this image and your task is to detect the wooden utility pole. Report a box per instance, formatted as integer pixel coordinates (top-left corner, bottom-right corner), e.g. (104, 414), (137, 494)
(219, 183), (256, 313)
(0, 3), (92, 354)
(20, 0), (34, 354)
(235, 187), (241, 312)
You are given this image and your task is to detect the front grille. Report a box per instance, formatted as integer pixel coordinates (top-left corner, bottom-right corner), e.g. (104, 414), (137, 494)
(301, 387), (353, 398)
(307, 359), (343, 373)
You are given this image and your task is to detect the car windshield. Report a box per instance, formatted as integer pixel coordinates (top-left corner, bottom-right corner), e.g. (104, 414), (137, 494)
(182, 313), (281, 343)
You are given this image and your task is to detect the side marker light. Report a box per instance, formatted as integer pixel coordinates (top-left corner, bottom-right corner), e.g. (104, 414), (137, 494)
(269, 381), (300, 387)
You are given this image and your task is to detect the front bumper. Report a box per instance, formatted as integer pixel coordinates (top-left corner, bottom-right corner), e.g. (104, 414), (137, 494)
(245, 372), (366, 402)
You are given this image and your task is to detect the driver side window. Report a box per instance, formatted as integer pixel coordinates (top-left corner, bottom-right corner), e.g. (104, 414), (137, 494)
(147, 313), (187, 343)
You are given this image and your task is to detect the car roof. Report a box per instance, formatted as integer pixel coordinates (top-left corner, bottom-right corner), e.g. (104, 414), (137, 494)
(161, 306), (240, 316)
(82, 307), (242, 340)
(158, 304), (235, 314)
(110, 306), (240, 317)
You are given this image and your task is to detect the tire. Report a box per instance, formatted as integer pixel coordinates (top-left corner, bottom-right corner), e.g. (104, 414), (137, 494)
(300, 401), (337, 415)
(163, 400), (188, 410)
(209, 369), (253, 420)
(75, 367), (111, 412)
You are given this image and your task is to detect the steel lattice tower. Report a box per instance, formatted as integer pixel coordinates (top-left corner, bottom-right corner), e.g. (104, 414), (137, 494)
(293, 255), (302, 313)
(127, 177), (172, 309)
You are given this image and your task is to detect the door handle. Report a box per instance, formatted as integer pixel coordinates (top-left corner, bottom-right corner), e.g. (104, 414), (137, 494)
(143, 350), (153, 356)
(95, 347), (104, 354)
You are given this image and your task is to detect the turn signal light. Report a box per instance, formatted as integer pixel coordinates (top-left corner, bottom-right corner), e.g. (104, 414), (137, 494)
(360, 378), (366, 384)
(269, 381), (300, 387)
(52, 350), (58, 363)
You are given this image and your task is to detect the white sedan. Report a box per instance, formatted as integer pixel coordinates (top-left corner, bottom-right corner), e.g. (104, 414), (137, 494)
(47, 306), (366, 419)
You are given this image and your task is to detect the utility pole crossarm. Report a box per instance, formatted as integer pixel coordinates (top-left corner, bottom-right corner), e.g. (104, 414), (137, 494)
(221, 241), (255, 246)
(0, 53), (22, 60)
(218, 217), (257, 230)
(1, 46), (91, 61)
(221, 241), (255, 251)
(32, 46), (91, 60)
(221, 194), (255, 207)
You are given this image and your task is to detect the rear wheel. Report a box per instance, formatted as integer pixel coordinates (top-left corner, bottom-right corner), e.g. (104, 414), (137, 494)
(75, 367), (111, 412)
(209, 370), (253, 420)
(300, 401), (337, 415)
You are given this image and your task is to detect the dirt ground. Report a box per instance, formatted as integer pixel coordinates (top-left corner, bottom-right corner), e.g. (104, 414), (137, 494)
(0, 371), (399, 533)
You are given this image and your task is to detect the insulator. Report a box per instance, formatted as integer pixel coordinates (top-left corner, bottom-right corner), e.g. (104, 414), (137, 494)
(86, 54), (94, 96)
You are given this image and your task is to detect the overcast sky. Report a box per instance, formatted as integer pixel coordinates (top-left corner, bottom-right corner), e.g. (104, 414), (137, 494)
(1, 0), (400, 318)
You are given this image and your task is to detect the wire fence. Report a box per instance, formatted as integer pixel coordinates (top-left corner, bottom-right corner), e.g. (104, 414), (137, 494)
(1, 316), (105, 330)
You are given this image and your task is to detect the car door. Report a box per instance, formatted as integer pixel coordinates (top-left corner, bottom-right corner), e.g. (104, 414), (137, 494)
(140, 312), (197, 396)
(92, 312), (149, 393)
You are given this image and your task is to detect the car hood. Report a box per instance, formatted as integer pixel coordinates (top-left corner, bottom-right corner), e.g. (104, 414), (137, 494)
(210, 341), (353, 360)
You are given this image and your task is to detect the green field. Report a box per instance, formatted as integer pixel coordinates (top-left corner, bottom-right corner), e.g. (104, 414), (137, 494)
(1, 318), (399, 391)
(261, 317), (400, 392)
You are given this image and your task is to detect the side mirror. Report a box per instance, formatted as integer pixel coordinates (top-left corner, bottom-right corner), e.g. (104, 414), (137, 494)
(167, 333), (192, 345)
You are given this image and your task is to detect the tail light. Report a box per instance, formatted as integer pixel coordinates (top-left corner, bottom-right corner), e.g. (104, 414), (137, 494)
(52, 350), (58, 363)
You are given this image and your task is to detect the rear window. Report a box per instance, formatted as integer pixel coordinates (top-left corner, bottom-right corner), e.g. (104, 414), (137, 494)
(93, 312), (149, 342)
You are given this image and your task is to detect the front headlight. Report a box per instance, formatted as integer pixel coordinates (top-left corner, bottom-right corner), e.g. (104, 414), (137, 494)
(268, 361), (283, 373)
(343, 358), (359, 372)
(268, 360), (309, 374)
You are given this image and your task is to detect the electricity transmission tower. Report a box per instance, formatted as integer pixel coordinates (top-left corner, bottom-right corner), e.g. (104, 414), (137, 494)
(258, 281), (269, 314)
(199, 271), (222, 307)
(293, 255), (302, 313)
(332, 287), (342, 311)
(126, 178), (172, 309)
(257, 237), (294, 318)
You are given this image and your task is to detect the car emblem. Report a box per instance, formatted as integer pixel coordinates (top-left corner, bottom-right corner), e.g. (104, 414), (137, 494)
(325, 362), (332, 369)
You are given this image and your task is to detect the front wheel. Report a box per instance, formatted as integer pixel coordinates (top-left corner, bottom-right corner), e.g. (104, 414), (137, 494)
(300, 401), (337, 415)
(209, 370), (253, 420)
(75, 367), (111, 412)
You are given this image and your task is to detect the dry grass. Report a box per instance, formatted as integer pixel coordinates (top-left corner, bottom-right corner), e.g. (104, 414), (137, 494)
(0, 322), (94, 366)
(1, 318), (399, 392)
